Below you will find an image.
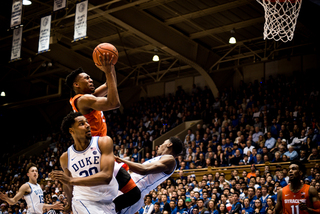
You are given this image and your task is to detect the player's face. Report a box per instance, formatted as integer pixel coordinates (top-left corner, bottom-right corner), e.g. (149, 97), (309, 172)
(157, 139), (171, 155)
(288, 164), (301, 181)
(27, 167), (38, 180)
(77, 73), (95, 94)
(71, 116), (92, 139)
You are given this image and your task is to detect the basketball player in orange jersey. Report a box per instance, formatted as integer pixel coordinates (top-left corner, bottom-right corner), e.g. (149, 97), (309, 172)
(65, 53), (141, 211)
(275, 163), (320, 214)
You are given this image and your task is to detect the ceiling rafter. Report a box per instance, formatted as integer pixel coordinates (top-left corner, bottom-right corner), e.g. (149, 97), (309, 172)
(190, 17), (264, 39)
(164, 0), (253, 25)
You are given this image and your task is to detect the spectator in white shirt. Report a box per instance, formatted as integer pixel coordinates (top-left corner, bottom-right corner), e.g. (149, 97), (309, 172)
(243, 141), (255, 155)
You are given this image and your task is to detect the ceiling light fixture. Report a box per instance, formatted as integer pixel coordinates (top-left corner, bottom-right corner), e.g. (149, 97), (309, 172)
(152, 49), (159, 62)
(1, 91), (6, 97)
(229, 28), (236, 44)
(23, 0), (32, 6)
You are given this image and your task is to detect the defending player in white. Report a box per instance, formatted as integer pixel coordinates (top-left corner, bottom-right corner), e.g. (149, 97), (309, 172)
(51, 112), (118, 214)
(114, 136), (183, 214)
(0, 163), (63, 214)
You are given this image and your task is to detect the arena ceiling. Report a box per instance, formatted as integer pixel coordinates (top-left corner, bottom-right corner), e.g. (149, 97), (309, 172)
(0, 0), (319, 110)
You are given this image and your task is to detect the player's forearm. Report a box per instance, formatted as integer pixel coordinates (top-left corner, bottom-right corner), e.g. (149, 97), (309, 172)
(104, 66), (120, 108)
(119, 158), (149, 175)
(307, 201), (320, 213)
(63, 183), (73, 205)
(4, 198), (18, 205)
(70, 171), (113, 186)
(43, 203), (56, 209)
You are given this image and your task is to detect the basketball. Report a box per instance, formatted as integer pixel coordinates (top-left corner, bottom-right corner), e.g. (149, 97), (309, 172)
(93, 43), (118, 66)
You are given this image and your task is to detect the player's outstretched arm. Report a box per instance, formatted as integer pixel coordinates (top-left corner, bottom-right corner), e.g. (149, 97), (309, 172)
(115, 155), (176, 175)
(43, 202), (64, 210)
(94, 53), (117, 97)
(274, 189), (282, 214)
(0, 183), (29, 205)
(299, 186), (320, 213)
(91, 53), (120, 108)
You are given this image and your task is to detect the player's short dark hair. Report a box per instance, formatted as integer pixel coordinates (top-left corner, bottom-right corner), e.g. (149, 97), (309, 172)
(65, 67), (85, 90)
(290, 160), (306, 177)
(26, 163), (37, 173)
(154, 202), (160, 206)
(169, 136), (183, 155)
(61, 112), (83, 134)
(233, 192), (240, 197)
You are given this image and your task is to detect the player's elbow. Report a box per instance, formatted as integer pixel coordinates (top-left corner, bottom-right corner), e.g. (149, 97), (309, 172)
(104, 173), (113, 184)
(108, 98), (121, 110)
(113, 99), (121, 109)
(138, 167), (150, 175)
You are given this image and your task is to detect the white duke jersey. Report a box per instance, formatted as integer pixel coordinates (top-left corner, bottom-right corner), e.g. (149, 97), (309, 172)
(67, 136), (118, 202)
(24, 182), (44, 214)
(120, 155), (176, 214)
(132, 155), (176, 194)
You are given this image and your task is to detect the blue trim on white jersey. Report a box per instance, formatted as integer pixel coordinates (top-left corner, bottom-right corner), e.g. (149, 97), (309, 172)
(25, 182), (32, 196)
(71, 137), (94, 154)
(72, 203), (79, 214)
(27, 183), (36, 213)
(135, 175), (147, 185)
(67, 148), (70, 170)
(96, 136), (101, 154)
(139, 173), (168, 194)
(79, 200), (91, 214)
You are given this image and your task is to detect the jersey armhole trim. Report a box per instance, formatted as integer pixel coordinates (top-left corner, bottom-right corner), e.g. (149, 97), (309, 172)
(96, 136), (101, 154)
(25, 182), (32, 196)
(67, 148), (70, 170)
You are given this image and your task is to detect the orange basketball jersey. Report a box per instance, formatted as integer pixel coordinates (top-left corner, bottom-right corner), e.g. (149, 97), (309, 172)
(70, 94), (107, 136)
(282, 184), (310, 214)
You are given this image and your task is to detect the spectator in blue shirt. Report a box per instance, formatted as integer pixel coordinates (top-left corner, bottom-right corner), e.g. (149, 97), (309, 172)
(265, 132), (276, 150)
(283, 145), (298, 160)
(131, 148), (140, 162)
(242, 198), (254, 214)
(252, 127), (264, 143)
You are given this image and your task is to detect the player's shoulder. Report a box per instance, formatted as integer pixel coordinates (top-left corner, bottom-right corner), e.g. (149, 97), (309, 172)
(159, 155), (176, 165)
(78, 94), (96, 100)
(98, 135), (112, 143)
(20, 182), (31, 192)
(60, 151), (69, 164)
(98, 136), (113, 150)
(60, 151), (68, 159)
(308, 185), (318, 196)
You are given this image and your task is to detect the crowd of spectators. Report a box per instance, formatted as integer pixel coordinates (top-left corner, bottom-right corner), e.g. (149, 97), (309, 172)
(1, 75), (320, 214)
(139, 164), (320, 214)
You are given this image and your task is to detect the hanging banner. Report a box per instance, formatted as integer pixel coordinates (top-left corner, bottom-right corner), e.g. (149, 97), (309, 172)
(10, 0), (22, 28)
(53, 0), (67, 12)
(38, 15), (51, 53)
(73, 0), (88, 41)
(11, 27), (23, 61)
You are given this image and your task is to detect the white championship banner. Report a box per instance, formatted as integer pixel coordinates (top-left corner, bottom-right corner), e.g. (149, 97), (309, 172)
(73, 0), (88, 41)
(38, 15), (51, 53)
(53, 0), (67, 12)
(11, 27), (23, 61)
(10, 0), (22, 28)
